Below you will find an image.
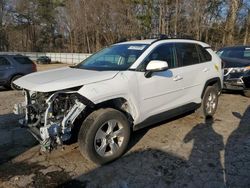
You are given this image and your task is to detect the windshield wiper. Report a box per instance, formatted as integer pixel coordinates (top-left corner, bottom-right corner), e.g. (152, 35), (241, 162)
(69, 65), (78, 68)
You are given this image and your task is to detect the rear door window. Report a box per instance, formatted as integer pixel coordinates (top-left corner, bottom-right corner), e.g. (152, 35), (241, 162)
(0, 57), (11, 66)
(14, 57), (33, 64)
(175, 43), (200, 67)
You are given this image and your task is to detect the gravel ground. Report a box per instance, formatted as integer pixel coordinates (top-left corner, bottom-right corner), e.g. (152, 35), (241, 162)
(0, 64), (250, 188)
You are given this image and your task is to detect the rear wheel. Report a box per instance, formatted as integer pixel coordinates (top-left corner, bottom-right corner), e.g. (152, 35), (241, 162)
(196, 86), (219, 118)
(78, 108), (131, 165)
(243, 90), (250, 98)
(10, 75), (22, 90)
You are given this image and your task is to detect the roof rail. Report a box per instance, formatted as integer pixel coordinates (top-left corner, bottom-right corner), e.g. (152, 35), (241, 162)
(116, 33), (196, 44)
(150, 33), (195, 44)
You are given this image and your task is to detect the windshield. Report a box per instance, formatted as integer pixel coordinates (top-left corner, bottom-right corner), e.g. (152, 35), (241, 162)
(75, 44), (149, 71)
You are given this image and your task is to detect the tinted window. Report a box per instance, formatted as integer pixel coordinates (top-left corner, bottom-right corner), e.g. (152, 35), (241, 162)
(196, 45), (212, 62)
(0, 57), (10, 66)
(218, 48), (250, 60)
(14, 57), (33, 64)
(176, 43), (200, 66)
(139, 43), (176, 70)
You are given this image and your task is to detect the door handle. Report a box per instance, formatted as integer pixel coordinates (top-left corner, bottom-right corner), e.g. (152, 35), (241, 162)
(203, 68), (210, 72)
(173, 75), (183, 81)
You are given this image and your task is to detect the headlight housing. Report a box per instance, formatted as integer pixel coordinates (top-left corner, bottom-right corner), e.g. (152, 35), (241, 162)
(225, 66), (250, 74)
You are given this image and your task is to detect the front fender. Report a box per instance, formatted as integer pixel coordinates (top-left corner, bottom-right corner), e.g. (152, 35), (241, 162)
(78, 72), (140, 123)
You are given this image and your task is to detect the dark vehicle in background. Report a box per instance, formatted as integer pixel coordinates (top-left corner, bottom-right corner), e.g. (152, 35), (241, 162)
(0, 55), (37, 90)
(217, 46), (250, 97)
(36, 56), (51, 64)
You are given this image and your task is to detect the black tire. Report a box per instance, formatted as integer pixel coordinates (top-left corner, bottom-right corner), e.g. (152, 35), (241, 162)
(3, 84), (11, 90)
(196, 86), (219, 118)
(10, 75), (22, 90)
(244, 90), (250, 98)
(78, 108), (131, 165)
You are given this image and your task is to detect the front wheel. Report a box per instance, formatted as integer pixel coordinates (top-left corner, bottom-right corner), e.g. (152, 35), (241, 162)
(196, 86), (219, 118)
(78, 108), (131, 165)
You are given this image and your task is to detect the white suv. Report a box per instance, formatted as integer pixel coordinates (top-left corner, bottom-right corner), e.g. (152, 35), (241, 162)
(14, 38), (223, 164)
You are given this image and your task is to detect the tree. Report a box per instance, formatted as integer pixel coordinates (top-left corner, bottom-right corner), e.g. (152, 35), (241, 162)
(2, 0), (250, 52)
(0, 0), (10, 51)
(223, 0), (243, 45)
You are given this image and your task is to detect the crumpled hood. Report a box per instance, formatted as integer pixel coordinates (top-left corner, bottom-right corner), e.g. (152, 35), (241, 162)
(222, 57), (250, 68)
(14, 67), (119, 92)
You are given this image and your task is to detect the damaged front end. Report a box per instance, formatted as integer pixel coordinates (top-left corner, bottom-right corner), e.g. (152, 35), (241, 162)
(14, 89), (93, 151)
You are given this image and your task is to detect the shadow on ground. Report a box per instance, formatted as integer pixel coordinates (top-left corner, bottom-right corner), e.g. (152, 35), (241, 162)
(0, 113), (37, 164)
(1, 105), (250, 188)
(0, 86), (8, 92)
(225, 106), (250, 187)
(60, 107), (250, 188)
(0, 160), (73, 188)
(59, 119), (226, 188)
(222, 90), (245, 97)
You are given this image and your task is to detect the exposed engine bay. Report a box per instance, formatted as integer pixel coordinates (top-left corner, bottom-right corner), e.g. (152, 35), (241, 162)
(14, 90), (90, 151)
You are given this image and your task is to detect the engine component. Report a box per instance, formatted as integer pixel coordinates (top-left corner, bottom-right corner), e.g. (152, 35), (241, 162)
(15, 90), (87, 152)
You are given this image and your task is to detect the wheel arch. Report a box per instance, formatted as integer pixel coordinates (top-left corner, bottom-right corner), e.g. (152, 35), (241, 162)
(9, 73), (24, 81)
(5, 73), (24, 87)
(94, 97), (135, 125)
(201, 77), (222, 98)
(74, 96), (136, 132)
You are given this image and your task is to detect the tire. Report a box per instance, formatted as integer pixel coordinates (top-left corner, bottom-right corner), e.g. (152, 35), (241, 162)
(244, 90), (250, 98)
(78, 108), (131, 165)
(196, 86), (219, 118)
(10, 75), (22, 90)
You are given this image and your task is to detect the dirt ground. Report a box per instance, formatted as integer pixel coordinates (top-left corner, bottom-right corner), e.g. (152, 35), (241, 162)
(0, 64), (250, 188)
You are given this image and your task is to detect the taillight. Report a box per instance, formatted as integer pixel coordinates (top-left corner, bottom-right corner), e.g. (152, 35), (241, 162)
(32, 63), (37, 72)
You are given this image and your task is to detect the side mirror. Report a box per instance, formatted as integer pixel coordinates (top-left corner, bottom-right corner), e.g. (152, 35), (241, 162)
(145, 60), (169, 78)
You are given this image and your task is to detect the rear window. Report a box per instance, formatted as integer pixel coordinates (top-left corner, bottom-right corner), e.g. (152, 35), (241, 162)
(0, 57), (10, 66)
(14, 57), (33, 64)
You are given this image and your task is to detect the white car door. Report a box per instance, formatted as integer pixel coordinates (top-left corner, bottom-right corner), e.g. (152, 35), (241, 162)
(135, 43), (186, 122)
(174, 43), (213, 104)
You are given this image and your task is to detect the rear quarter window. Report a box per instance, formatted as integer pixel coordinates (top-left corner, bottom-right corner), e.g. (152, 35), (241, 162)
(196, 45), (212, 62)
(14, 57), (33, 64)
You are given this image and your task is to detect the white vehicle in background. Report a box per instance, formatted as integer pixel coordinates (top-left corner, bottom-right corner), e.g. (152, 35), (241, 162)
(14, 36), (223, 164)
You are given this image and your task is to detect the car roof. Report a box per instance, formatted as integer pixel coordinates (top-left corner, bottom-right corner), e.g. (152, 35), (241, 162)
(117, 39), (156, 45)
(117, 39), (210, 47)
